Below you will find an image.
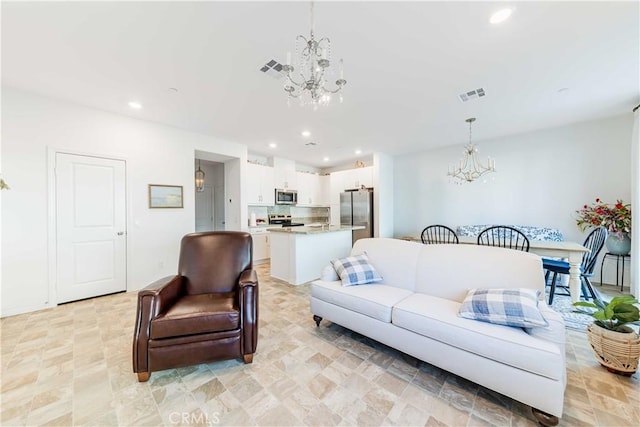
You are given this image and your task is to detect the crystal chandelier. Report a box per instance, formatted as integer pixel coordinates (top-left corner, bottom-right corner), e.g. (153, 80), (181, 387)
(447, 118), (496, 183)
(282, 1), (346, 108)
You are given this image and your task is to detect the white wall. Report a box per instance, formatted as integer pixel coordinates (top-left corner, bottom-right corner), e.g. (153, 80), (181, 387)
(394, 114), (633, 285)
(373, 152), (394, 238)
(1, 88), (247, 316)
(631, 109), (639, 297)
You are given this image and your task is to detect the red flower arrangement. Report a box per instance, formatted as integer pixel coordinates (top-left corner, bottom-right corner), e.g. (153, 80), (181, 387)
(576, 198), (631, 235)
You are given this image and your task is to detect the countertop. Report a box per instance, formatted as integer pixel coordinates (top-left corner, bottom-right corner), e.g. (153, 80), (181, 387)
(268, 225), (365, 235)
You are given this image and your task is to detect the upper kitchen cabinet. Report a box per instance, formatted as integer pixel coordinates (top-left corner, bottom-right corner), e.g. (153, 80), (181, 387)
(319, 175), (331, 206)
(349, 166), (374, 189)
(246, 163), (275, 205)
(296, 172), (315, 206)
(297, 172), (329, 206)
(330, 166), (374, 201)
(273, 158), (297, 190)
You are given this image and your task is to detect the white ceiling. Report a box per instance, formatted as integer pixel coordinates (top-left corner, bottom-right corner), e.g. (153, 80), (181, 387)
(2, 1), (638, 168)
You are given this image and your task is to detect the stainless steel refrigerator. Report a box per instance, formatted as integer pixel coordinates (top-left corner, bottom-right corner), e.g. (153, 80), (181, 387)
(340, 188), (374, 245)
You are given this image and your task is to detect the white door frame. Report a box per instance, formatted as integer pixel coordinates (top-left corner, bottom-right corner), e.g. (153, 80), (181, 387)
(47, 148), (128, 305)
(195, 184), (215, 232)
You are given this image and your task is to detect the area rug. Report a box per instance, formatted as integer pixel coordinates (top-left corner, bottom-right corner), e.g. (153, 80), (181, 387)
(547, 293), (594, 331)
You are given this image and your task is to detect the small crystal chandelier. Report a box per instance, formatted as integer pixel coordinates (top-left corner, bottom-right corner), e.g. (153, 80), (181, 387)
(282, 1), (346, 109)
(195, 159), (205, 192)
(447, 118), (496, 184)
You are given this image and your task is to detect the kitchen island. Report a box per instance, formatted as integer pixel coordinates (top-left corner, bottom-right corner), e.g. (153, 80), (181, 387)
(269, 225), (365, 285)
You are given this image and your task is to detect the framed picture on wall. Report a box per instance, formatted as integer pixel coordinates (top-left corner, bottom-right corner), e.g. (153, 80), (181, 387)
(148, 184), (183, 208)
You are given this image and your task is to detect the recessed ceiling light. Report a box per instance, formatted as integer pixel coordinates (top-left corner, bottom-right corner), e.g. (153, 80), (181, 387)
(355, 149), (362, 155)
(323, 157), (330, 162)
(301, 130), (311, 138)
(490, 8), (513, 24)
(128, 101), (142, 109)
(269, 142), (277, 148)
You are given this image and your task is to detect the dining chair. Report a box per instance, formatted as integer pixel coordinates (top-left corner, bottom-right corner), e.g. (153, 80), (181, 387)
(420, 225), (459, 244)
(544, 227), (607, 304)
(477, 226), (530, 252)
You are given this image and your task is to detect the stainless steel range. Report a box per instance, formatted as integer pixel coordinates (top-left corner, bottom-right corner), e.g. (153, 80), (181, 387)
(268, 214), (304, 227)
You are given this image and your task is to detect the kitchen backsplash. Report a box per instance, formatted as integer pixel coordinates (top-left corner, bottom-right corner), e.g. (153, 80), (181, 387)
(248, 205), (330, 225)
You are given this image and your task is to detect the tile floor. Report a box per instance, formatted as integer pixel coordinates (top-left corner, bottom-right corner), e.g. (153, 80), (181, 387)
(1, 264), (638, 426)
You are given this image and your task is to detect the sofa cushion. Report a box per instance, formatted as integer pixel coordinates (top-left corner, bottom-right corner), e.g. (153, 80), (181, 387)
(392, 293), (564, 380)
(351, 238), (422, 291)
(458, 288), (548, 328)
(311, 280), (412, 322)
(331, 253), (383, 286)
(414, 245), (545, 303)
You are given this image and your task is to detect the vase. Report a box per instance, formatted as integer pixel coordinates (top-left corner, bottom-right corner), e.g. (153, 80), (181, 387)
(586, 323), (640, 375)
(605, 232), (631, 255)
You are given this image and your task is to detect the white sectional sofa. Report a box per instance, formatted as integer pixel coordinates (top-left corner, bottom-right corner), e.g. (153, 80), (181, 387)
(310, 238), (566, 426)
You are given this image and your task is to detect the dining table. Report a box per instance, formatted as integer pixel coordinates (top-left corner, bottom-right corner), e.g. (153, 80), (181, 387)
(401, 235), (590, 303)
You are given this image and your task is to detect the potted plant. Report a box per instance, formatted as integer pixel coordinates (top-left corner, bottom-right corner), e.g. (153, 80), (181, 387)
(574, 296), (640, 375)
(575, 198), (631, 255)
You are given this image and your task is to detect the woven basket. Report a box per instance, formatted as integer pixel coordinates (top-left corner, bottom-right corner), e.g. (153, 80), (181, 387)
(586, 324), (640, 375)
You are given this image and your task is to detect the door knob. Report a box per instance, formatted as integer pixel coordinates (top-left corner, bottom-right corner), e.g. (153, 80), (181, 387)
(117, 231), (125, 236)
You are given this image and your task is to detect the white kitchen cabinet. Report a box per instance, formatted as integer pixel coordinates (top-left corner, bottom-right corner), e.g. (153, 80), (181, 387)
(319, 175), (330, 206)
(329, 171), (345, 205)
(329, 166), (373, 205)
(273, 158), (297, 190)
(269, 228), (352, 285)
(250, 229), (270, 261)
(246, 163), (274, 205)
(342, 166), (373, 189)
(356, 166), (374, 188)
(296, 172), (323, 206)
(296, 172), (311, 206)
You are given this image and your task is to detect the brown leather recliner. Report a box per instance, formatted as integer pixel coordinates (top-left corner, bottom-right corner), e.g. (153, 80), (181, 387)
(132, 231), (258, 382)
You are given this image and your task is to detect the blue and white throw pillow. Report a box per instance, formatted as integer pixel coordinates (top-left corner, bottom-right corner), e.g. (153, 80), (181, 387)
(458, 288), (548, 328)
(331, 253), (383, 287)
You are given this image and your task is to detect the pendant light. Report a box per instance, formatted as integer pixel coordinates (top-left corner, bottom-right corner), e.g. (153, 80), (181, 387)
(195, 159), (205, 192)
(447, 118), (496, 184)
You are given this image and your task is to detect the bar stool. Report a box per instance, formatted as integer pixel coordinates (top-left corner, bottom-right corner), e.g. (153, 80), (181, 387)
(600, 253), (631, 292)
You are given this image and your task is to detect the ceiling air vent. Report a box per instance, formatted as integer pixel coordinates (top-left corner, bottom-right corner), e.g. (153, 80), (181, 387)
(259, 59), (284, 80)
(458, 88), (486, 103)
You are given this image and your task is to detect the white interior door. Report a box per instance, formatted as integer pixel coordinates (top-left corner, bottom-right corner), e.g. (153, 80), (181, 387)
(195, 185), (214, 232)
(56, 153), (126, 303)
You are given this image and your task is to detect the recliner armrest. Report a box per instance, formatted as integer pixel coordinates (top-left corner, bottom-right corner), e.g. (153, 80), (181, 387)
(139, 275), (184, 317)
(133, 275), (183, 374)
(239, 269), (258, 288)
(238, 269), (258, 355)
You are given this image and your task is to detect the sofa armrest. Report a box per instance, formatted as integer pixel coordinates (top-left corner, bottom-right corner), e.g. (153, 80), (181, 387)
(238, 269), (259, 355)
(525, 304), (566, 352)
(320, 264), (339, 282)
(133, 275), (183, 374)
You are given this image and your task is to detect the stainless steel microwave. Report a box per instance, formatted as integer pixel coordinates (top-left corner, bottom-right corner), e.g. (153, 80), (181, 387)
(275, 189), (297, 205)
